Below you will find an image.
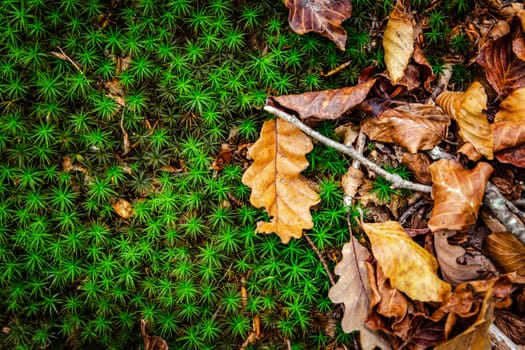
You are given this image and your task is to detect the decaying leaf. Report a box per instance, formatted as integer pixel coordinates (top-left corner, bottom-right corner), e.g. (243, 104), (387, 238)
(267, 79), (376, 121)
(141, 319), (168, 350)
(112, 198), (134, 219)
(484, 232), (525, 275)
(402, 153), (432, 185)
(383, 1), (414, 83)
(341, 167), (364, 202)
(285, 0), (353, 51)
(428, 159), (493, 232)
(361, 103), (450, 153)
(329, 238), (391, 350)
(362, 221), (451, 302)
(242, 119), (320, 243)
(477, 17), (525, 97)
(492, 87), (525, 152)
(435, 231), (497, 286)
(494, 309), (525, 345)
(495, 143), (525, 167)
(436, 82), (493, 159)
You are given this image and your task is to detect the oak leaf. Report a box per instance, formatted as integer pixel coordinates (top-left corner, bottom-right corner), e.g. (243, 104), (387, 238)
(493, 87), (525, 152)
(362, 220), (451, 302)
(361, 103), (450, 153)
(428, 159), (493, 232)
(484, 232), (525, 275)
(436, 82), (493, 159)
(284, 0), (352, 51)
(329, 238), (391, 350)
(383, 1), (414, 83)
(242, 119), (320, 243)
(267, 79), (376, 121)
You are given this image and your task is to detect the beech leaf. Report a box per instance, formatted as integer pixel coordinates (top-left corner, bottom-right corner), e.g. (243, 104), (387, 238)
(361, 103), (450, 153)
(428, 159), (493, 232)
(495, 144), (525, 167)
(329, 237), (391, 350)
(493, 87), (525, 152)
(242, 119), (320, 243)
(284, 0), (353, 51)
(484, 232), (525, 275)
(362, 221), (452, 302)
(436, 82), (493, 159)
(267, 79), (376, 121)
(383, 1), (414, 83)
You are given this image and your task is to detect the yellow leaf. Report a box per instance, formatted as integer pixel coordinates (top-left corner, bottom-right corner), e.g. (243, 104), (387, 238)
(383, 1), (414, 83)
(329, 237), (391, 350)
(436, 82), (493, 159)
(241, 119), (320, 243)
(428, 159), (493, 232)
(362, 221), (451, 302)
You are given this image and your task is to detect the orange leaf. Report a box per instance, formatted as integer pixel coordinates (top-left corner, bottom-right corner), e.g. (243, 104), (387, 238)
(383, 1), (414, 83)
(492, 87), (525, 152)
(267, 79), (376, 121)
(361, 103), (450, 153)
(242, 119), (320, 243)
(329, 237), (391, 350)
(436, 82), (493, 159)
(362, 221), (451, 302)
(428, 159), (493, 232)
(112, 199), (134, 219)
(284, 0), (353, 51)
(484, 232), (525, 275)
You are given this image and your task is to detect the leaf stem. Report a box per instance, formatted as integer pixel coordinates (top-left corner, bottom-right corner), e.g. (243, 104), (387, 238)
(263, 105), (432, 194)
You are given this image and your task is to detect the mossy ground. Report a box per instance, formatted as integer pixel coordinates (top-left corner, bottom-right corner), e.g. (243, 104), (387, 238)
(0, 0), (476, 348)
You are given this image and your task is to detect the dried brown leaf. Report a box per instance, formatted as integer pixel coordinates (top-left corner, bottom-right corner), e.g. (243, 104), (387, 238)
(362, 221), (452, 302)
(383, 1), (414, 83)
(329, 238), (391, 350)
(496, 143), (525, 167)
(141, 320), (168, 350)
(112, 199), (134, 219)
(428, 159), (494, 232)
(242, 119), (320, 243)
(368, 264), (408, 325)
(267, 79), (376, 121)
(435, 231), (497, 287)
(341, 167), (364, 201)
(493, 87), (525, 152)
(477, 18), (525, 97)
(361, 103), (450, 153)
(285, 0), (352, 51)
(494, 310), (525, 345)
(484, 232), (525, 275)
(402, 153), (432, 185)
(436, 82), (493, 159)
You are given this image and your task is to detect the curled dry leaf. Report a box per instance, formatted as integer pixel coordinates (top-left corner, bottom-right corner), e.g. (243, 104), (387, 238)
(112, 199), (134, 219)
(361, 103), (450, 153)
(477, 17), (525, 97)
(241, 119), (320, 243)
(329, 237), (391, 350)
(428, 159), (494, 232)
(436, 82), (493, 159)
(493, 87), (525, 152)
(141, 320), (168, 350)
(484, 232), (525, 275)
(362, 221), (452, 302)
(267, 79), (376, 121)
(284, 0), (353, 51)
(383, 1), (414, 83)
(494, 310), (525, 345)
(434, 231), (497, 287)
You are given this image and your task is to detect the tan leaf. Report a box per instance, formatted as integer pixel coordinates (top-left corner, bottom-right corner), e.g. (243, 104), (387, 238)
(112, 199), (134, 219)
(362, 221), (452, 302)
(267, 79), (376, 121)
(361, 103), (450, 153)
(383, 1), (414, 83)
(141, 320), (168, 350)
(493, 87), (525, 152)
(241, 119), (320, 243)
(328, 237), (391, 350)
(436, 82), (493, 159)
(342, 167), (364, 201)
(484, 232), (525, 275)
(428, 159), (493, 232)
(285, 0), (353, 51)
(434, 231), (497, 287)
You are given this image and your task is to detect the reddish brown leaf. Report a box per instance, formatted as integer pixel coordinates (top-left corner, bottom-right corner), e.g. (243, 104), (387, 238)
(428, 159), (493, 232)
(496, 143), (525, 167)
(477, 18), (525, 97)
(267, 79), (376, 121)
(141, 320), (168, 350)
(368, 264), (408, 325)
(494, 310), (525, 345)
(402, 153), (432, 185)
(285, 0), (352, 51)
(484, 232), (525, 275)
(361, 103), (450, 153)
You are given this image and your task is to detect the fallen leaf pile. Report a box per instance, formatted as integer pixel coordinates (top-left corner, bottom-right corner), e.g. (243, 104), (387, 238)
(243, 1), (525, 348)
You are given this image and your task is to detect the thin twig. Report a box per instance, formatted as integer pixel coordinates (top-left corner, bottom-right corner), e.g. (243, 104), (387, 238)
(303, 233), (336, 286)
(53, 46), (84, 74)
(264, 105), (432, 194)
(343, 130), (367, 207)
